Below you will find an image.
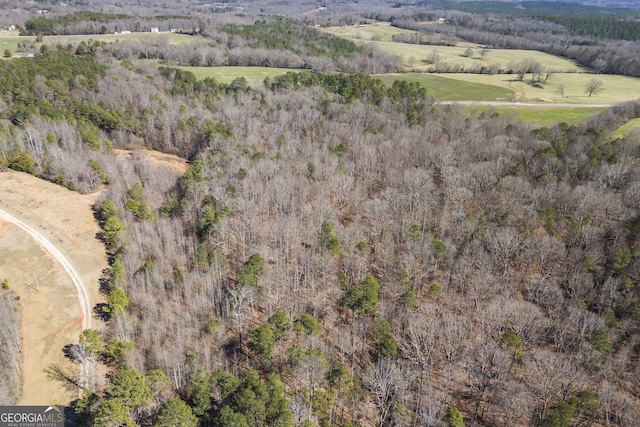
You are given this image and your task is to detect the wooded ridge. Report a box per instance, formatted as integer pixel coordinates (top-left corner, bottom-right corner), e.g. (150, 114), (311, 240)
(0, 3), (639, 426)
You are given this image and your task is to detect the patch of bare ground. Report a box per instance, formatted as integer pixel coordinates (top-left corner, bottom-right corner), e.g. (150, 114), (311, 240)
(114, 148), (188, 174)
(0, 171), (107, 405)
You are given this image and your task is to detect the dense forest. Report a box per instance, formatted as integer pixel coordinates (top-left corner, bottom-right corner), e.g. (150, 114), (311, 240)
(0, 2), (639, 426)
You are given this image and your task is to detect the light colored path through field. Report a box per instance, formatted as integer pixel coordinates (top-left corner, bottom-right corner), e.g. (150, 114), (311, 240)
(0, 208), (92, 331)
(0, 171), (107, 405)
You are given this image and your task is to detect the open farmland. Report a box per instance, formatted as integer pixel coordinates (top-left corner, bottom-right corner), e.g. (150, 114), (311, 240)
(466, 105), (607, 125)
(0, 37), (21, 56)
(376, 72), (514, 101)
(322, 24), (585, 73)
(321, 21), (421, 42)
(41, 31), (199, 46)
(175, 65), (298, 85)
(439, 73), (640, 104)
(0, 32), (203, 57)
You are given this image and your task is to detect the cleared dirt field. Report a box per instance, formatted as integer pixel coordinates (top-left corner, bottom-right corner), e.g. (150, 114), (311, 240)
(0, 149), (185, 405)
(0, 171), (107, 405)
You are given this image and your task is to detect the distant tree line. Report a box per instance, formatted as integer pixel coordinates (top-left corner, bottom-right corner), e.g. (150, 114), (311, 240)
(390, 12), (640, 77)
(20, 12), (199, 36)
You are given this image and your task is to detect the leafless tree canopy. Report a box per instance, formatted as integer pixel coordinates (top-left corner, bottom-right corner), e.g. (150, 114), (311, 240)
(1, 1), (640, 424)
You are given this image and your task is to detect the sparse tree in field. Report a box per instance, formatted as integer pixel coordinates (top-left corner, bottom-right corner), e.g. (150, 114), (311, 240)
(585, 79), (604, 96)
(463, 47), (473, 58)
(75, 329), (104, 361)
(480, 48), (489, 59)
(556, 83), (566, 98)
(3, 50), (11, 58)
(0, 288), (21, 404)
(428, 49), (440, 64)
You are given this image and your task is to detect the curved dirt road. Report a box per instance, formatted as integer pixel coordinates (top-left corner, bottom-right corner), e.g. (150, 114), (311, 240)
(0, 208), (92, 331)
(0, 171), (107, 405)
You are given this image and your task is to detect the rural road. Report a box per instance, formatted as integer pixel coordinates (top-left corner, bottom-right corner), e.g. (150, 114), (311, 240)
(0, 207), (92, 331)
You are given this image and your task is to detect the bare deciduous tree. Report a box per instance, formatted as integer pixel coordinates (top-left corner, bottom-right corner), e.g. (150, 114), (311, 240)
(585, 78), (604, 96)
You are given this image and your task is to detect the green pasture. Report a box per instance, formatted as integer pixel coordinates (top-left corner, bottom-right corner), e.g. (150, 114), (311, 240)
(322, 24), (584, 73)
(372, 40), (583, 73)
(612, 118), (640, 140)
(41, 32), (201, 46)
(501, 107), (605, 125)
(376, 73), (514, 101)
(0, 32), (200, 56)
(0, 37), (21, 56)
(1, 32), (202, 57)
(322, 22), (420, 42)
(440, 73), (640, 104)
(0, 32), (202, 56)
(174, 65), (298, 85)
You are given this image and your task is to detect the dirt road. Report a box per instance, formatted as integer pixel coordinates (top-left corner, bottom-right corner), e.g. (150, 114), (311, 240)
(0, 208), (92, 331)
(0, 171), (107, 405)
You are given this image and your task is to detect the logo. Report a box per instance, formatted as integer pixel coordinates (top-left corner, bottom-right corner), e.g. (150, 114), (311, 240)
(0, 406), (64, 427)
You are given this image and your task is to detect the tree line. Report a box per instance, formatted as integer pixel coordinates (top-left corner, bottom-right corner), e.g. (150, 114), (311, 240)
(390, 11), (640, 77)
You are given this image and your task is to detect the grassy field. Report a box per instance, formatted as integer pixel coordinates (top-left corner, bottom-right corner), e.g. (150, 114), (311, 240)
(612, 118), (640, 139)
(493, 106), (606, 125)
(322, 24), (584, 73)
(322, 22), (422, 42)
(376, 73), (514, 101)
(0, 37), (22, 56)
(439, 73), (640, 104)
(0, 32), (201, 57)
(172, 65), (298, 85)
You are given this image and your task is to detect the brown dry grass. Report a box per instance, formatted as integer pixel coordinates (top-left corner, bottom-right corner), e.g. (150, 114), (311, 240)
(114, 149), (188, 174)
(0, 149), (186, 405)
(0, 170), (108, 405)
